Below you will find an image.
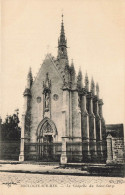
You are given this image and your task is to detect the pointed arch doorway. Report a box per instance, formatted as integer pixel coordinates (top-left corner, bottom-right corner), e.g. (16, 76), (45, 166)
(37, 118), (57, 161)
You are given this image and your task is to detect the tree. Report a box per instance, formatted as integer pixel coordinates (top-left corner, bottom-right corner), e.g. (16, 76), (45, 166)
(1, 110), (21, 141)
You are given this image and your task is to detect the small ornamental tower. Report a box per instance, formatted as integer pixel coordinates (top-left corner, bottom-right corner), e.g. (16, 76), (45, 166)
(91, 77), (95, 95)
(77, 68), (83, 90)
(70, 60), (77, 88)
(23, 67), (33, 114)
(96, 82), (99, 98)
(19, 67), (33, 161)
(64, 61), (70, 86)
(57, 14), (68, 64)
(27, 67), (33, 88)
(85, 72), (89, 91)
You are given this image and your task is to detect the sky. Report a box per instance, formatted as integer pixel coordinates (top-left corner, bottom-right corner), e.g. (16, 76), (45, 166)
(0, 0), (125, 125)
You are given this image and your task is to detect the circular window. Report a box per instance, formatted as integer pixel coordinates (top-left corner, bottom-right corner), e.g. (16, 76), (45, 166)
(53, 94), (59, 101)
(36, 97), (41, 103)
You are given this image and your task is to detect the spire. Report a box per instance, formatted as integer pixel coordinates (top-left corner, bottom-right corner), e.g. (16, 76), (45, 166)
(85, 72), (89, 91)
(60, 14), (65, 39)
(27, 67), (33, 89)
(60, 14), (66, 44)
(91, 77), (95, 95)
(96, 82), (99, 98)
(77, 68), (83, 89)
(57, 14), (68, 60)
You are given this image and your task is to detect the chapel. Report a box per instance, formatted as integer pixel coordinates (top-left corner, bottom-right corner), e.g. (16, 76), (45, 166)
(19, 15), (106, 163)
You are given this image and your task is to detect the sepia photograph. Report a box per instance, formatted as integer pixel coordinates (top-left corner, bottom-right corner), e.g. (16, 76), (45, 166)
(0, 0), (125, 195)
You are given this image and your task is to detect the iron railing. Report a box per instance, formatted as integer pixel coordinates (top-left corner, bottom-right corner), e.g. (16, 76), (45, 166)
(24, 140), (107, 163)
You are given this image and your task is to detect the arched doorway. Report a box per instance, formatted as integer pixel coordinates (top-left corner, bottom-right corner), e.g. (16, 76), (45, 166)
(37, 118), (57, 161)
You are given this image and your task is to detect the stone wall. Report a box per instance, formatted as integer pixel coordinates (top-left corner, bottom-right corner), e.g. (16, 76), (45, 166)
(0, 141), (20, 160)
(112, 138), (124, 164)
(106, 124), (124, 164)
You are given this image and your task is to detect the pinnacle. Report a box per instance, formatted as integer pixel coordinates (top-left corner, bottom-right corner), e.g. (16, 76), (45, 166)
(91, 77), (95, 86)
(96, 82), (99, 97)
(85, 71), (88, 78)
(96, 82), (99, 89)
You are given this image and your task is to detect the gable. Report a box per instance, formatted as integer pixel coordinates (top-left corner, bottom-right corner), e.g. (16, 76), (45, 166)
(30, 54), (64, 115)
(32, 54), (64, 92)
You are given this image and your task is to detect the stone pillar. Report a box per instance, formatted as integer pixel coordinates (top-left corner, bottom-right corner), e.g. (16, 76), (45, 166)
(98, 99), (103, 117)
(98, 99), (105, 157)
(112, 137), (117, 163)
(82, 95), (89, 138)
(69, 90), (73, 161)
(69, 91), (72, 138)
(95, 100), (103, 154)
(19, 114), (25, 161)
(81, 92), (90, 160)
(60, 109), (68, 164)
(72, 90), (81, 139)
(89, 94), (97, 157)
(99, 117), (103, 155)
(19, 89), (31, 161)
(60, 137), (67, 164)
(106, 134), (113, 164)
(60, 88), (69, 164)
(61, 89), (70, 137)
(69, 87), (82, 162)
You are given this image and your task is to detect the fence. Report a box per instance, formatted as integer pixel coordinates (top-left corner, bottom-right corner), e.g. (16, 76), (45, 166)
(66, 140), (107, 163)
(24, 140), (107, 163)
(24, 142), (62, 162)
(0, 141), (20, 160)
(0, 139), (124, 164)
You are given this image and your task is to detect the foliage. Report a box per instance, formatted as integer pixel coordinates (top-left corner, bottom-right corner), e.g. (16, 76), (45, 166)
(1, 112), (21, 141)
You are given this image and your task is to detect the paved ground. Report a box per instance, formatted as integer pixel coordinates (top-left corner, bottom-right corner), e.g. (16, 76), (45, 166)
(0, 162), (124, 195)
(0, 163), (89, 175)
(0, 172), (125, 188)
(0, 172), (124, 195)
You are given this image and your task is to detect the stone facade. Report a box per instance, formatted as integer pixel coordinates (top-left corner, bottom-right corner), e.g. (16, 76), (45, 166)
(19, 16), (107, 163)
(106, 124), (124, 164)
